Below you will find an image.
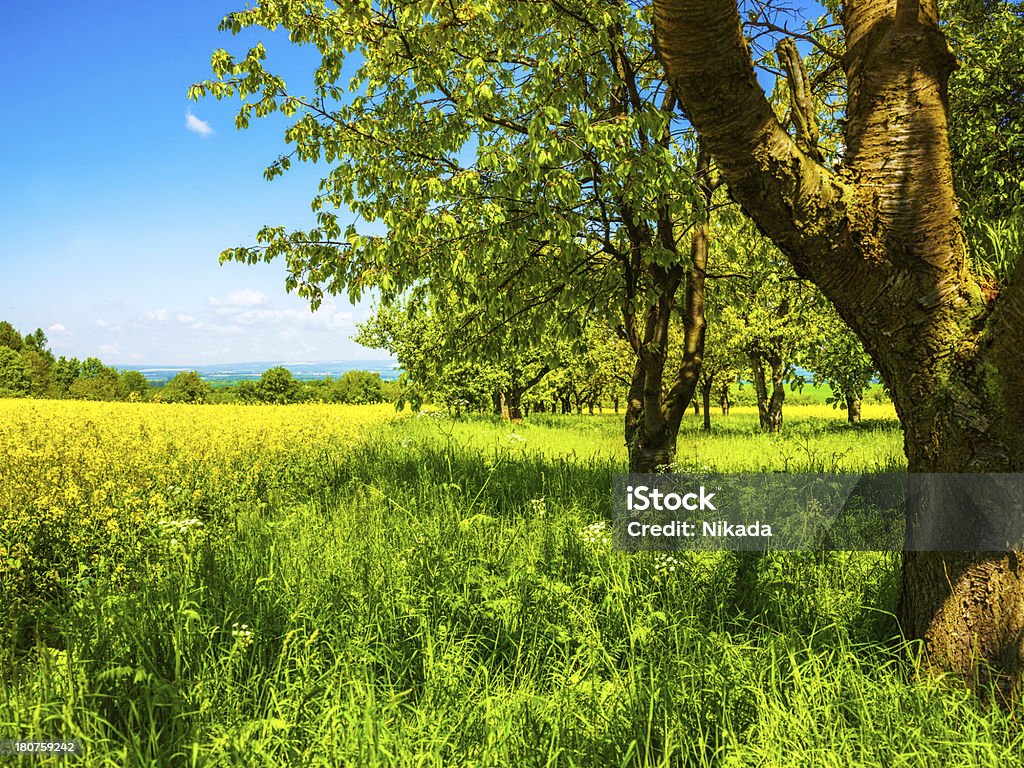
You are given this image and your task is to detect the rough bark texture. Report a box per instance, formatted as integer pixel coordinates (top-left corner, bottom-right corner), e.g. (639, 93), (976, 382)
(653, 0), (1024, 693)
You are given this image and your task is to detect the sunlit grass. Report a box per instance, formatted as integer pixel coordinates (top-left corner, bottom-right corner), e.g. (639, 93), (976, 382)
(3, 401), (1018, 767)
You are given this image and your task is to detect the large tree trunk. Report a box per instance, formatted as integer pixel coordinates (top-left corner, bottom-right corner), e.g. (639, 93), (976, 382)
(654, 0), (1024, 691)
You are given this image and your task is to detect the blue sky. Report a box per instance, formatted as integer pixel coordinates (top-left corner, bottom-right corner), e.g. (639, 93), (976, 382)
(0, 2), (382, 365)
(0, 1), (827, 366)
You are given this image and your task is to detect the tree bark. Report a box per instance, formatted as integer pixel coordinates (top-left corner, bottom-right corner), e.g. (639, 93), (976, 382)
(846, 394), (862, 424)
(653, 0), (1024, 693)
(750, 351), (785, 433)
(720, 383), (730, 415)
(623, 149), (712, 472)
(499, 366), (550, 421)
(499, 390), (521, 421)
(701, 376), (713, 431)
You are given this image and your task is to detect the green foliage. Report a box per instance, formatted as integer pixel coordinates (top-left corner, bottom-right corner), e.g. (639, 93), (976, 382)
(255, 366), (303, 404)
(118, 370), (150, 401)
(331, 369), (384, 404)
(53, 357), (82, 394)
(0, 347), (31, 397)
(159, 371), (212, 404)
(68, 360), (121, 401)
(945, 0), (1024, 220)
(0, 321), (24, 352)
(802, 302), (878, 411)
(20, 349), (55, 397)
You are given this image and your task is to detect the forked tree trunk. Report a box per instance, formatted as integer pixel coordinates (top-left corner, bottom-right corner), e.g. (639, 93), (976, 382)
(654, 0), (1024, 693)
(624, 149), (712, 472)
(750, 351), (785, 433)
(499, 366), (550, 422)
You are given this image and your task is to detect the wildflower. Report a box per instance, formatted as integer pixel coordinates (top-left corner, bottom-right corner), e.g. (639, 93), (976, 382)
(530, 497), (547, 518)
(231, 622), (254, 649)
(653, 553), (682, 575)
(581, 520), (611, 547)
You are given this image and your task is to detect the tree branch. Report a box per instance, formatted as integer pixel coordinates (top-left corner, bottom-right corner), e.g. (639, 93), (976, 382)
(776, 37), (822, 161)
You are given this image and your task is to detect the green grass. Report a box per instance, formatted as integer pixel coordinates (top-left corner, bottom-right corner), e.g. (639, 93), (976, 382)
(3, 406), (1021, 766)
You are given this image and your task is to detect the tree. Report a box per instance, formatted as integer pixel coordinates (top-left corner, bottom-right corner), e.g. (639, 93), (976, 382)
(0, 321), (24, 352)
(0, 348), (31, 397)
(52, 357), (82, 395)
(332, 370), (385, 404)
(20, 349), (55, 398)
(654, 0), (1024, 691)
(804, 305), (878, 424)
(237, 380), (259, 404)
(159, 371), (211, 404)
(193, 0), (722, 470)
(118, 370), (150, 402)
(68, 365), (120, 401)
(356, 298), (554, 419)
(256, 366), (302, 404)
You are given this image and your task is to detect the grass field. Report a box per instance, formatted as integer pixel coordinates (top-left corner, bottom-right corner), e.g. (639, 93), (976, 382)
(2, 400), (1021, 767)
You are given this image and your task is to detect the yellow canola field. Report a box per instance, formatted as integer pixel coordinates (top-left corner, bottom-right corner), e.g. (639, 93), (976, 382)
(0, 399), (396, 622)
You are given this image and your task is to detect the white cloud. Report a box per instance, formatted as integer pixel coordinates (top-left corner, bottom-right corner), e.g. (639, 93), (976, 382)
(188, 321), (244, 336)
(48, 323), (67, 334)
(185, 111), (214, 137)
(95, 319), (123, 331)
(99, 343), (121, 356)
(208, 289), (269, 314)
(176, 313), (195, 324)
(141, 309), (169, 322)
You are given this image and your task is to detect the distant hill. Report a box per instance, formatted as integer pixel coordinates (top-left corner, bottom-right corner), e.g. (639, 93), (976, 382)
(118, 360), (401, 384)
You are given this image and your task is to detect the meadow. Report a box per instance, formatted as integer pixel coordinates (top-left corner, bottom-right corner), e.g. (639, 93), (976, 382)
(2, 399), (1022, 767)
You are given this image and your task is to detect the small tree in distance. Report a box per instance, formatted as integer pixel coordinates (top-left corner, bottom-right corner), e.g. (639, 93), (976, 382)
(331, 370), (384, 405)
(256, 366), (303, 404)
(159, 371), (211, 404)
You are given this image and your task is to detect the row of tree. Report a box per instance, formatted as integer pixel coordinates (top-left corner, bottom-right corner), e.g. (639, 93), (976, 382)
(192, 0), (1024, 687)
(0, 322), (392, 405)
